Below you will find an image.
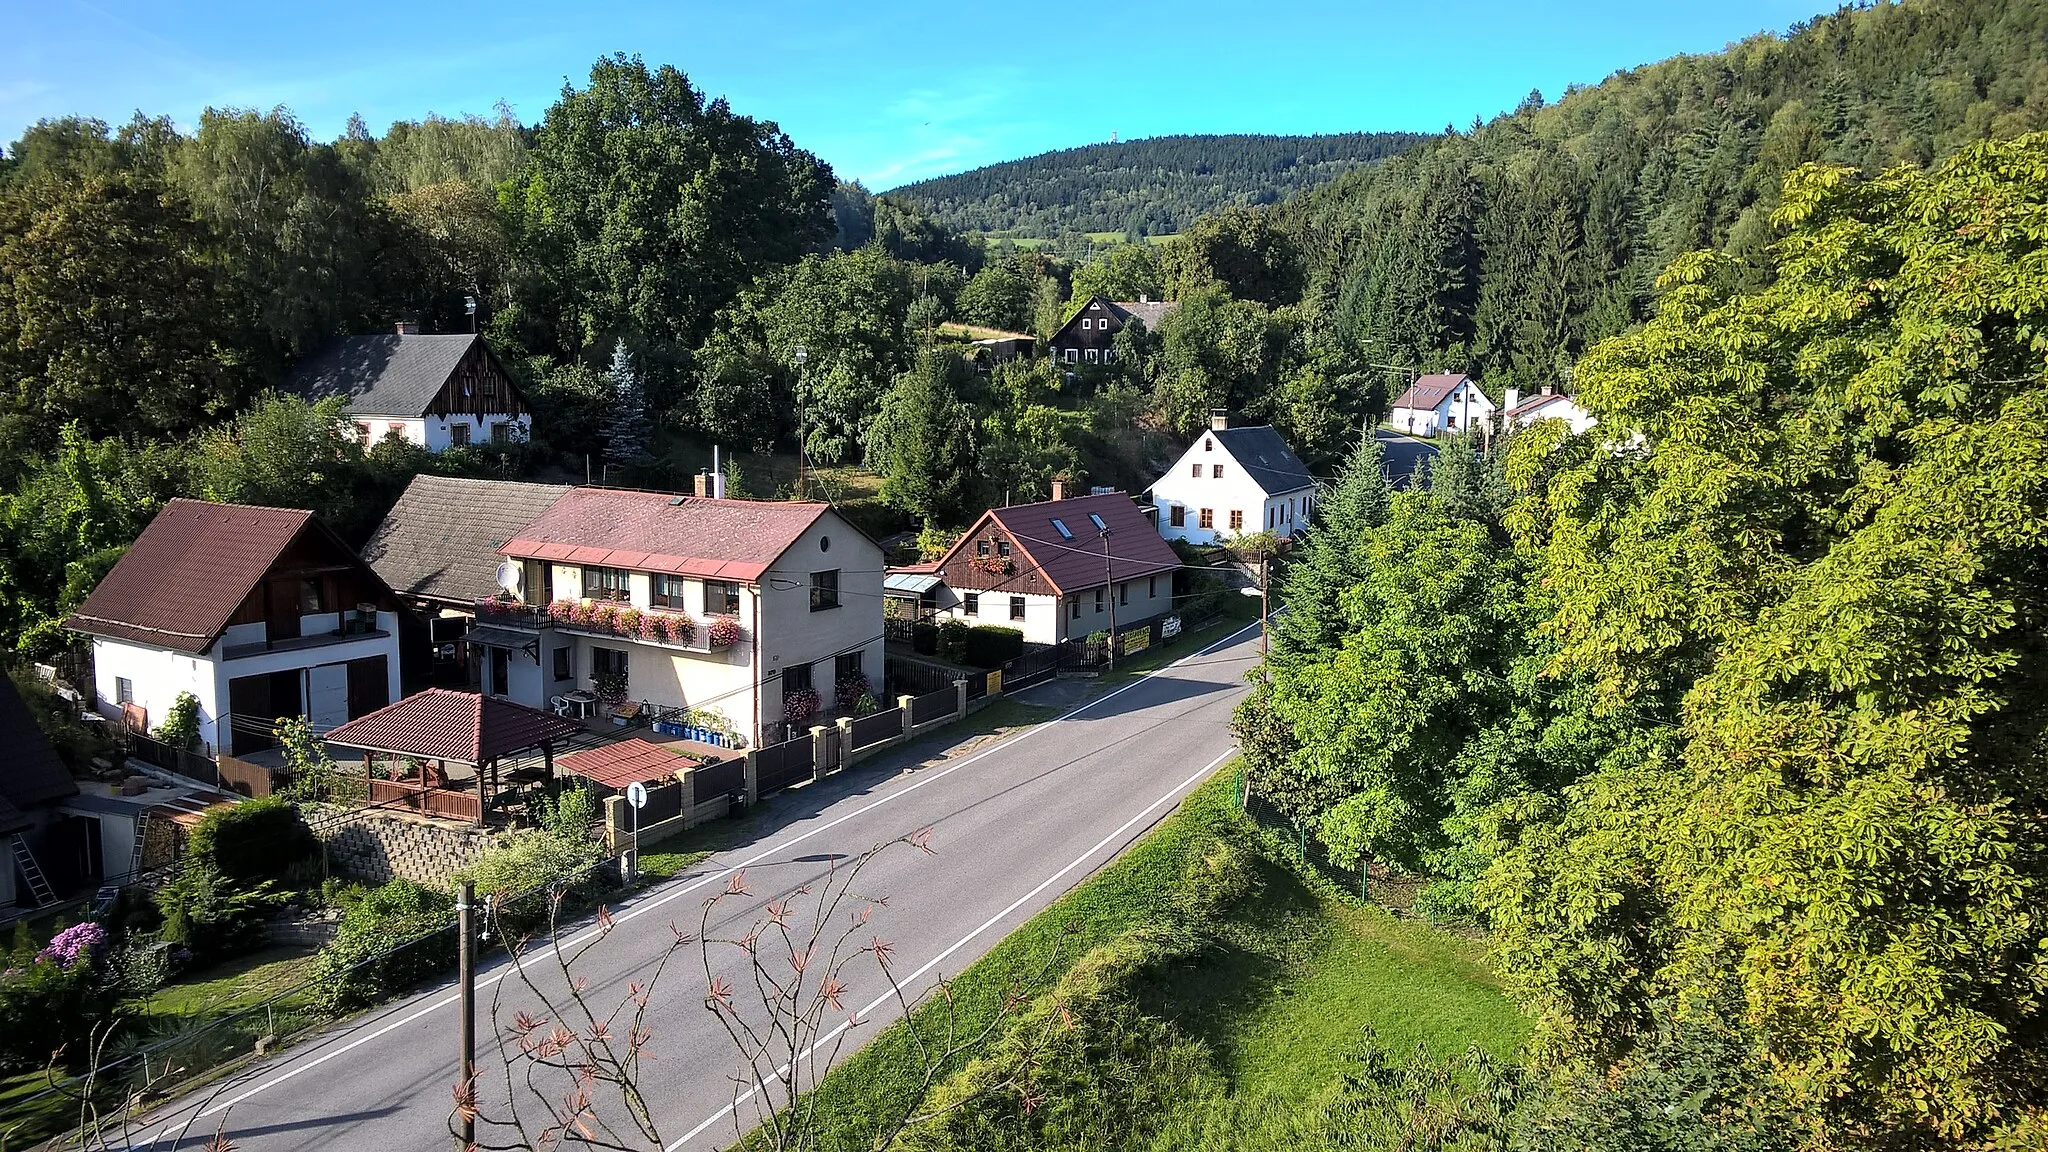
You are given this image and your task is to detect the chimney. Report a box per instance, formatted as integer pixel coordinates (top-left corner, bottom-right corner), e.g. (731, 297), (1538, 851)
(693, 471), (711, 498)
(395, 320), (421, 336)
(1541, 381), (1555, 396)
(1209, 409), (1229, 432)
(1049, 479), (1068, 502)
(1504, 387), (1521, 412)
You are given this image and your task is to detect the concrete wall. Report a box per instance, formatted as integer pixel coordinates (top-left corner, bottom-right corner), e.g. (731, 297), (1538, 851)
(92, 637), (221, 748)
(313, 805), (505, 888)
(935, 590), (1062, 645)
(1054, 571), (1174, 643)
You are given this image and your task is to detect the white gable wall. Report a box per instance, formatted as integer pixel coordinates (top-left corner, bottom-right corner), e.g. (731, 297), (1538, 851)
(1150, 432), (1313, 546)
(1389, 384), (1497, 437)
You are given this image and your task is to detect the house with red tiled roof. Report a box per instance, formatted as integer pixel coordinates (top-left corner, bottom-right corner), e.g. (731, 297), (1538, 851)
(921, 485), (1181, 645)
(1499, 383), (1597, 435)
(472, 488), (883, 745)
(1388, 373), (1496, 437)
(65, 499), (403, 758)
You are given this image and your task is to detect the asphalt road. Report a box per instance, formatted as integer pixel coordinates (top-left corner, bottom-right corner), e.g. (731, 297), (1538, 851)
(124, 620), (1266, 1152)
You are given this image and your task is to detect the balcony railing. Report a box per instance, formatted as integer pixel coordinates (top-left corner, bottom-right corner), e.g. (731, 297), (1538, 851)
(221, 610), (389, 660)
(473, 599), (740, 653)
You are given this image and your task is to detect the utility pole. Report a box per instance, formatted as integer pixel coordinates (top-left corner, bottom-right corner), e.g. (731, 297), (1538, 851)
(792, 347), (809, 501)
(456, 880), (476, 1149)
(1259, 551), (1270, 661)
(1103, 538), (1118, 670)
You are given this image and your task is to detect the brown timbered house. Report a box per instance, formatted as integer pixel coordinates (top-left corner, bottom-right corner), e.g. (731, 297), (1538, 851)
(287, 324), (533, 452)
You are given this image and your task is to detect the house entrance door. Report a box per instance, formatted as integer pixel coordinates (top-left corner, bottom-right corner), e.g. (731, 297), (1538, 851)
(307, 664), (349, 731)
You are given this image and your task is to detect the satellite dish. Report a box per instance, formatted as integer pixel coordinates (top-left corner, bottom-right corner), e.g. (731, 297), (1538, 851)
(496, 560), (522, 597)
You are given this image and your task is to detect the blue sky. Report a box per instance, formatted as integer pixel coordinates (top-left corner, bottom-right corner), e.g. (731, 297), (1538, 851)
(5, 1), (1825, 188)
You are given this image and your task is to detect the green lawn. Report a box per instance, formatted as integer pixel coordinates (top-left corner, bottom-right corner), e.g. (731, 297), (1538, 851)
(770, 770), (1526, 1150)
(125, 944), (322, 1023)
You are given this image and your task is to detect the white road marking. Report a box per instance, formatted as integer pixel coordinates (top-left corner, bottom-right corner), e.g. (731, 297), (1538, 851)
(154, 620), (1264, 1135)
(665, 745), (1239, 1150)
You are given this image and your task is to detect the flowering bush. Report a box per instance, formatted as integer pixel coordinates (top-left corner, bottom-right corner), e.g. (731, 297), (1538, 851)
(663, 613), (697, 644)
(565, 601), (594, 628)
(638, 612), (666, 642)
(591, 603), (620, 632)
(784, 689), (820, 722)
(593, 670), (629, 705)
(835, 674), (872, 714)
(707, 615), (741, 647)
(615, 607), (641, 636)
(547, 599), (576, 624)
(37, 923), (105, 970)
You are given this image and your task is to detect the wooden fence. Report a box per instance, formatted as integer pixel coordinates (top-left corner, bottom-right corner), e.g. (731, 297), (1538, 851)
(909, 687), (956, 727)
(367, 777), (483, 822)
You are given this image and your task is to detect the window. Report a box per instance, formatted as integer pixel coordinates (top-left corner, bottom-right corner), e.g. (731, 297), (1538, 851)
(388, 422), (405, 438)
(650, 573), (687, 608)
(450, 422), (470, 446)
(1009, 596), (1026, 621)
(115, 677), (134, 705)
(1229, 510), (1244, 531)
(704, 580), (740, 616)
(1199, 508), (1214, 529)
(592, 645), (628, 679)
(299, 578), (325, 614)
(1103, 347), (1115, 363)
(491, 422), (513, 444)
(1052, 517), (1074, 539)
(1064, 348), (1078, 363)
(1088, 513), (1107, 532)
(552, 646), (572, 681)
(997, 540), (1012, 558)
(1080, 318), (1092, 330)
(357, 422), (372, 440)
(977, 539), (991, 557)
(835, 650), (864, 684)
(1191, 462), (1201, 478)
(783, 662), (813, 694)
(582, 566), (629, 601)
(1069, 596), (1081, 619)
(1168, 505), (1185, 528)
(1085, 348), (1098, 363)
(1147, 575), (1157, 598)
(963, 592), (980, 617)
(810, 569), (840, 611)
(1212, 464), (1224, 478)
(1095, 587), (1105, 611)
(1204, 438), (1213, 452)
(1447, 414), (1458, 428)
(1090, 302), (1102, 310)
(1118, 582), (1129, 606)
(1268, 507), (1276, 529)
(482, 373), (497, 397)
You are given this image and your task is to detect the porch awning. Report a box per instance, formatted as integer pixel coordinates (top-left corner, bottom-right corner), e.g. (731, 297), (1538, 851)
(465, 624), (539, 653)
(884, 572), (942, 595)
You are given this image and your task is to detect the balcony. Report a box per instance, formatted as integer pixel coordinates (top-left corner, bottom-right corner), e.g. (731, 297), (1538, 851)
(473, 599), (740, 654)
(221, 611), (390, 660)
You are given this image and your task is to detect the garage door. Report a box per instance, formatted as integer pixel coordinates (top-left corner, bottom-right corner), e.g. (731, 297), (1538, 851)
(307, 664), (350, 732)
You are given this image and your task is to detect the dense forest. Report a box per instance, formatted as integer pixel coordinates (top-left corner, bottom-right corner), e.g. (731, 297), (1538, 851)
(1272, 0), (2048, 395)
(887, 132), (1427, 238)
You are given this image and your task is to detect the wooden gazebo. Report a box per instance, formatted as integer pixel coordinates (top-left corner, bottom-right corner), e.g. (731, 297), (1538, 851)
(324, 689), (583, 826)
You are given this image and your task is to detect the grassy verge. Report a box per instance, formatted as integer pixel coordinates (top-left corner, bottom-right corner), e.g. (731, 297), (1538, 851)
(775, 770), (1526, 1150)
(124, 944), (321, 1024)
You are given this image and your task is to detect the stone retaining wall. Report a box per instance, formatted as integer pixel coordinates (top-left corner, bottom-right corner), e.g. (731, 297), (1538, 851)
(309, 804), (505, 888)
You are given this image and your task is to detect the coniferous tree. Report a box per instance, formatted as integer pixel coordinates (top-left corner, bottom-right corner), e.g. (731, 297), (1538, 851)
(600, 339), (650, 466)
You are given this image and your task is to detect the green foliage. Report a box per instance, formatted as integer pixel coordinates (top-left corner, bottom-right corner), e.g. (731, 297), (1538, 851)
(275, 715), (358, 803)
(313, 878), (455, 1011)
(154, 858), (286, 958)
(955, 265), (1033, 331)
(1068, 243), (1163, 305)
(0, 936), (111, 1073)
(866, 348), (979, 525)
(1160, 206), (1301, 305)
(938, 624), (1024, 668)
(152, 690), (199, 750)
(453, 785), (607, 936)
(887, 132), (1426, 238)
(185, 796), (317, 886)
(1478, 134), (2048, 1145)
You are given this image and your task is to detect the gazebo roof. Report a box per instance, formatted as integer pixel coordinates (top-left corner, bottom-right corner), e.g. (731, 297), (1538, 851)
(324, 689), (582, 764)
(557, 738), (690, 789)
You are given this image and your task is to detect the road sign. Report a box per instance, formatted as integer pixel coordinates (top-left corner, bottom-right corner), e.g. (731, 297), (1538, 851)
(626, 781), (648, 810)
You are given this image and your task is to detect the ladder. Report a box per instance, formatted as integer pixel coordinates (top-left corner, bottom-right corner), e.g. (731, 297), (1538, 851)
(10, 835), (56, 908)
(126, 811), (149, 883)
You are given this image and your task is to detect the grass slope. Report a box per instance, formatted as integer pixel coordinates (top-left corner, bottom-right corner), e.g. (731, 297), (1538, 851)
(777, 770), (1526, 1151)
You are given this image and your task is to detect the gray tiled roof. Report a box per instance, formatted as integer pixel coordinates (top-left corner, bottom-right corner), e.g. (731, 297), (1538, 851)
(0, 674), (77, 831)
(361, 475), (572, 605)
(1112, 299), (1178, 331)
(1214, 426), (1314, 495)
(285, 334), (478, 417)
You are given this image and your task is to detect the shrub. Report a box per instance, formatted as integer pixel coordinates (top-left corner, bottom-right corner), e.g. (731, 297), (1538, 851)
(835, 673), (872, 713)
(455, 787), (610, 937)
(705, 615), (737, 647)
(314, 879), (456, 1011)
(911, 620), (939, 655)
(153, 691), (201, 750)
(186, 796), (317, 884)
(937, 618), (971, 663)
(961, 625), (1025, 668)
(37, 922), (105, 969)
(154, 858), (284, 958)
(0, 944), (110, 1073)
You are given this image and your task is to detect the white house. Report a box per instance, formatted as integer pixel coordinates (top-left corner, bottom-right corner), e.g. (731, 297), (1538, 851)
(1500, 385), (1597, 435)
(920, 486), (1182, 646)
(1149, 411), (1316, 546)
(473, 488), (885, 746)
(65, 500), (404, 758)
(287, 324), (533, 453)
(1388, 373), (1497, 437)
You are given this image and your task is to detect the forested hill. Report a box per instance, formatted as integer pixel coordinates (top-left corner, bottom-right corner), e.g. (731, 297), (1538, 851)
(887, 132), (1429, 237)
(1270, 0), (2048, 396)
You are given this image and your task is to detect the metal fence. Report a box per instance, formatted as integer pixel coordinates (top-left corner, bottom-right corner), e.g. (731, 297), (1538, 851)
(128, 732), (221, 788)
(884, 654), (961, 697)
(692, 757), (745, 806)
(1000, 646), (1061, 692)
(909, 686), (956, 727)
(636, 779), (685, 825)
(850, 707), (903, 750)
(754, 736), (812, 796)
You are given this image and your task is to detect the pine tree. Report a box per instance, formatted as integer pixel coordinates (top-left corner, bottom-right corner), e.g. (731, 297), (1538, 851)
(600, 338), (650, 466)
